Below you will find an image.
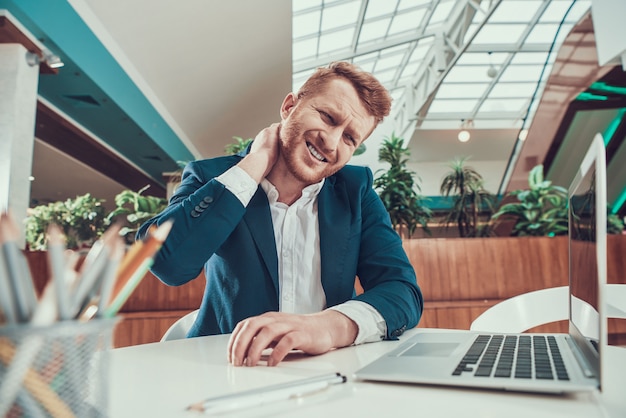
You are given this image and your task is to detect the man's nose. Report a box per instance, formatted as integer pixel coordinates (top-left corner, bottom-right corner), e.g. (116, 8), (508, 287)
(320, 127), (342, 151)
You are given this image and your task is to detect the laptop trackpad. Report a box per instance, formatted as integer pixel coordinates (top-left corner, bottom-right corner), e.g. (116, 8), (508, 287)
(400, 342), (460, 357)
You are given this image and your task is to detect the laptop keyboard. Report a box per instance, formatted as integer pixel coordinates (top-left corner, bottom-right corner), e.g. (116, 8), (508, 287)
(452, 335), (569, 380)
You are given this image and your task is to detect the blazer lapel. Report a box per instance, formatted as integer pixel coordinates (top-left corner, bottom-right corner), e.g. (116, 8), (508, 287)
(318, 176), (352, 307)
(244, 188), (279, 296)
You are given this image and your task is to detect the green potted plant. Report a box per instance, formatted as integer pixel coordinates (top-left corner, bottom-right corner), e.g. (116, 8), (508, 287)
(106, 185), (168, 243)
(607, 209), (625, 234)
(373, 133), (432, 237)
(224, 136), (253, 155)
(491, 164), (568, 236)
(439, 157), (496, 237)
(24, 193), (109, 250)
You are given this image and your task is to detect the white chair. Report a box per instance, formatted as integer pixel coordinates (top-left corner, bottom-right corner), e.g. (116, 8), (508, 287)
(470, 286), (569, 334)
(606, 284), (626, 319)
(160, 309), (199, 342)
(470, 284), (626, 335)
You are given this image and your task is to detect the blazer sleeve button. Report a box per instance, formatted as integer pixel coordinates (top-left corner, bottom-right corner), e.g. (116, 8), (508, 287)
(203, 196), (214, 203)
(191, 210), (200, 218)
(391, 325), (407, 338)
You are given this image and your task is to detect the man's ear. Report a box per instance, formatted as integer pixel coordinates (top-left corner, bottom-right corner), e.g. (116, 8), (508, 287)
(280, 92), (297, 120)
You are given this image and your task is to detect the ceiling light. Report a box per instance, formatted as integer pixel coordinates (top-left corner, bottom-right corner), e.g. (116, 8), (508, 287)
(43, 51), (65, 69)
(25, 50), (65, 69)
(458, 119), (474, 142)
(487, 52), (497, 78)
(518, 129), (528, 141)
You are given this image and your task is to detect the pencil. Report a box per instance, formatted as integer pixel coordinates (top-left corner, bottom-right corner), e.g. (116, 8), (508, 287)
(46, 224), (72, 320)
(0, 212), (37, 322)
(95, 235), (124, 317)
(0, 242), (18, 324)
(78, 234), (124, 321)
(70, 224), (121, 318)
(103, 220), (173, 317)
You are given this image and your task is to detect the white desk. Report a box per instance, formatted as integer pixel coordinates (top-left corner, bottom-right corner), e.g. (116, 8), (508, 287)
(109, 329), (626, 418)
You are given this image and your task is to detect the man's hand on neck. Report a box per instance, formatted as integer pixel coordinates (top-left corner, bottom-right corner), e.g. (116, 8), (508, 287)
(237, 123), (307, 206)
(237, 123), (281, 184)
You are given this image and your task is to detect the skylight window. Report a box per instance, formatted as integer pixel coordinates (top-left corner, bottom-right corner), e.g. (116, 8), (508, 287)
(292, 0), (592, 135)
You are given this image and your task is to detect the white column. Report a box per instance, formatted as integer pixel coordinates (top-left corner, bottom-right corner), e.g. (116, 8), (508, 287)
(0, 44), (39, 245)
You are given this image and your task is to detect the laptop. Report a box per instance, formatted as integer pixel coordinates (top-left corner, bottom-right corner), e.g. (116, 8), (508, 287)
(354, 133), (608, 394)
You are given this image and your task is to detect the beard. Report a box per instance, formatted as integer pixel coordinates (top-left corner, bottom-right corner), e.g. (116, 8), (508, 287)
(279, 120), (340, 185)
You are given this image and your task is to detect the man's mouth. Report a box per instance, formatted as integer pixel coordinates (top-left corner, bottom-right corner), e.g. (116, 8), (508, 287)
(307, 143), (327, 162)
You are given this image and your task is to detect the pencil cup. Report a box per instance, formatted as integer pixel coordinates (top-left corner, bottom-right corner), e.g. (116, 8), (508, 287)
(0, 318), (118, 418)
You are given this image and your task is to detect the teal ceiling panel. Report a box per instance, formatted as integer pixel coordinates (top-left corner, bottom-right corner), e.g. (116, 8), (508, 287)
(0, 0), (194, 182)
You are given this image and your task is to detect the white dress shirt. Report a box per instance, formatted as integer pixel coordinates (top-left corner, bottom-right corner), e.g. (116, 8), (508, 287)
(216, 165), (386, 344)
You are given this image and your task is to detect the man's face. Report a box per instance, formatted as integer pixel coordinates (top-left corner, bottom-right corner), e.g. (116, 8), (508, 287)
(278, 78), (376, 185)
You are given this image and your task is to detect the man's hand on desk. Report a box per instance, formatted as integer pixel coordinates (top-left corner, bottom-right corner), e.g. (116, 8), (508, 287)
(227, 310), (358, 367)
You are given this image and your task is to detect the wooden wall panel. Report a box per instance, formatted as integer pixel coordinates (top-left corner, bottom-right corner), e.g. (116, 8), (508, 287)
(405, 237), (569, 303)
(118, 272), (205, 313)
(113, 310), (194, 348)
(608, 235), (626, 285)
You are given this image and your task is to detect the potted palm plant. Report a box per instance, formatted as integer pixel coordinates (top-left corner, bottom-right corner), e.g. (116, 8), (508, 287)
(373, 133), (432, 237)
(439, 157), (496, 237)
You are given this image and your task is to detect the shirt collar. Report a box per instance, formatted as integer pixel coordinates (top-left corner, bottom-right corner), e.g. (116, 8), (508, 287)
(261, 178), (325, 205)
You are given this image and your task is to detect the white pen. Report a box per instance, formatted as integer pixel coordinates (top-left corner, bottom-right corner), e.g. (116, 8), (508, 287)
(187, 372), (347, 414)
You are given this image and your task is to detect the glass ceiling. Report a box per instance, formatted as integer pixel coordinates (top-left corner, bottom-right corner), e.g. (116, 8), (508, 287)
(292, 0), (592, 140)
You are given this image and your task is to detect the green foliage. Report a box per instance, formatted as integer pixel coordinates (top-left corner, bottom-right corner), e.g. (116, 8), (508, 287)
(224, 136), (253, 155)
(439, 157), (496, 237)
(25, 185), (169, 250)
(106, 185), (168, 242)
(353, 143), (367, 156)
(607, 210), (625, 235)
(24, 193), (109, 250)
(491, 165), (568, 237)
(373, 133), (432, 237)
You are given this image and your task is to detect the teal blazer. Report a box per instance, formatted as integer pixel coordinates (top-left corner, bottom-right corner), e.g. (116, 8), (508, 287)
(138, 152), (423, 339)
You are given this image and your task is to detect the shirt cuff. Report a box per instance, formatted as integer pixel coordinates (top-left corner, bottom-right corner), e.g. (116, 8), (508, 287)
(328, 300), (387, 345)
(215, 165), (258, 206)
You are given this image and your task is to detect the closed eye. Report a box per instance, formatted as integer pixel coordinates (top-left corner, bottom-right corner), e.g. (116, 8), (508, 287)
(318, 110), (335, 124)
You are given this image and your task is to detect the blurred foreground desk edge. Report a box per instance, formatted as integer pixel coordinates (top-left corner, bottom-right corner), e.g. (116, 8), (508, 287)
(108, 328), (626, 418)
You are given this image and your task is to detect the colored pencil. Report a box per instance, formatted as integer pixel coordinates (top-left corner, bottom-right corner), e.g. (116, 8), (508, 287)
(103, 220), (172, 317)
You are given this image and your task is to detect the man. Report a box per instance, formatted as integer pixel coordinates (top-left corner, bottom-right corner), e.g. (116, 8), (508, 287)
(138, 62), (423, 367)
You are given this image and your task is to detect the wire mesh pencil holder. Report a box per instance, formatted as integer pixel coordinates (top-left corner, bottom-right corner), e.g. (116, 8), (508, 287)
(0, 318), (118, 418)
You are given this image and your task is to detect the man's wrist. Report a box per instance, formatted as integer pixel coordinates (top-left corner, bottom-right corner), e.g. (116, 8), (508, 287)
(321, 309), (358, 348)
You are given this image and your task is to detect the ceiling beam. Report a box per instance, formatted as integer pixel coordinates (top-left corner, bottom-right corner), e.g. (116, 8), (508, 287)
(34, 99), (166, 197)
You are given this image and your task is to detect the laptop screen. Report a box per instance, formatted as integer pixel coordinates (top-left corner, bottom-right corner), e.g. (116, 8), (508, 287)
(568, 133), (607, 384)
